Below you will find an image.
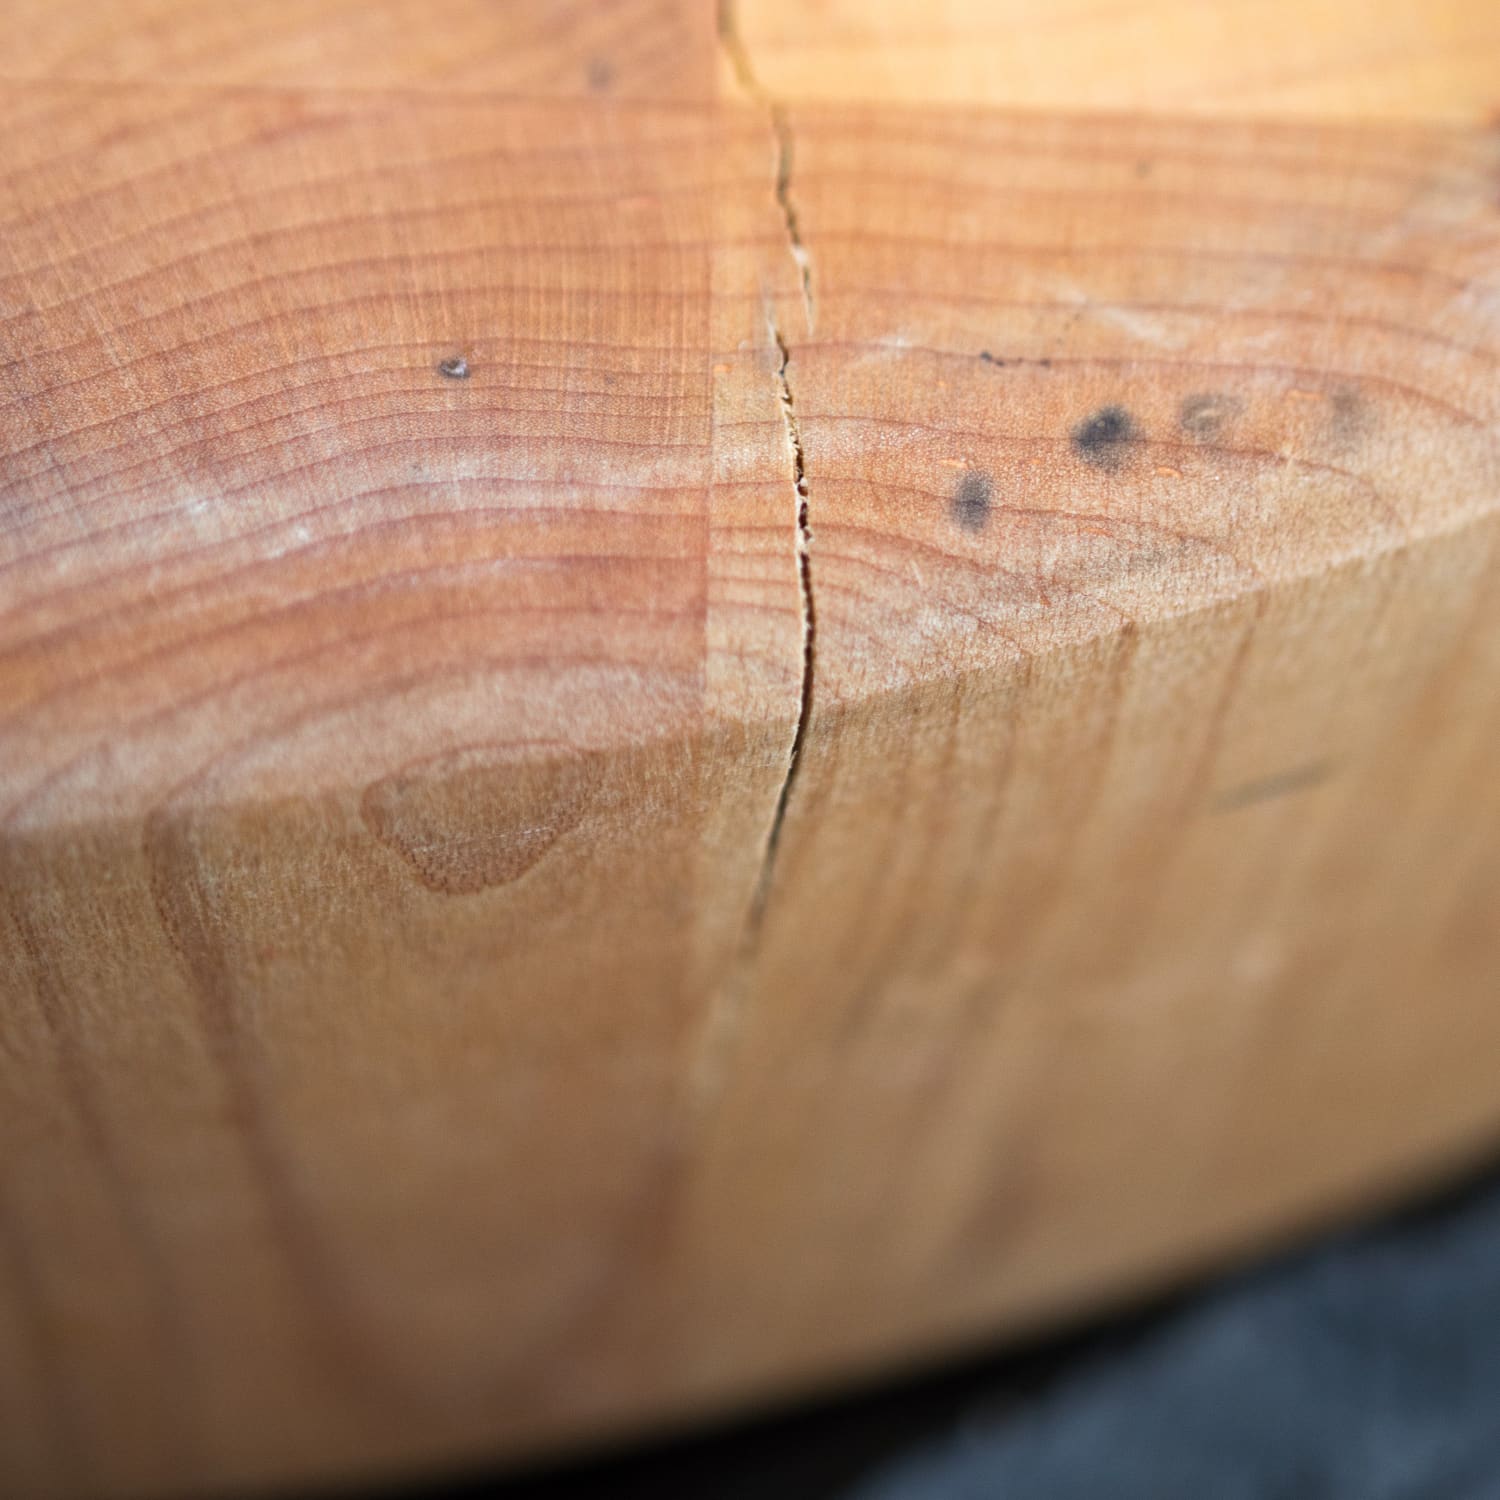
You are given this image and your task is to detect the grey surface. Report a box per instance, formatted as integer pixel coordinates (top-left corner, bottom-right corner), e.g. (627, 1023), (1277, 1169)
(850, 1182), (1500, 1500)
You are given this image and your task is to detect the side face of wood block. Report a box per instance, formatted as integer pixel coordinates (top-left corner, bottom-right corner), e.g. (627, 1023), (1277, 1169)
(2, 2), (1499, 1494)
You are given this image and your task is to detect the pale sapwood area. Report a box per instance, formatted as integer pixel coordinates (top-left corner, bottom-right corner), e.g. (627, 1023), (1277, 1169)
(1, 0), (1499, 1494)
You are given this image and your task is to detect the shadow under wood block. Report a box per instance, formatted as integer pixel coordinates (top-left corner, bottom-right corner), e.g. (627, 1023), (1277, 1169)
(2, 0), (1500, 1494)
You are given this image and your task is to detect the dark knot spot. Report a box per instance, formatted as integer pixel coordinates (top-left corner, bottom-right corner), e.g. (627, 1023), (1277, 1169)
(437, 355), (470, 380)
(1179, 392), (1242, 443)
(1071, 405), (1137, 469)
(951, 469), (993, 533)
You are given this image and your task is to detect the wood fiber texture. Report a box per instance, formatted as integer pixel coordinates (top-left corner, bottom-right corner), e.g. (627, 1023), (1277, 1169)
(2, 1), (1499, 1494)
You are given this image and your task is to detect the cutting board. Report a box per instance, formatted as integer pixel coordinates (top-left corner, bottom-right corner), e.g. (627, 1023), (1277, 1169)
(3, 1), (1499, 1493)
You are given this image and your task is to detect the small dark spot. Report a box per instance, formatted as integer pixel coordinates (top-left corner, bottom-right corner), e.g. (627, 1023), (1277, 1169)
(951, 469), (993, 533)
(1179, 391), (1243, 443)
(1329, 385), (1373, 448)
(438, 355), (470, 380)
(979, 351), (1051, 369)
(587, 57), (614, 91)
(1071, 405), (1137, 469)
(1135, 159), (1153, 178)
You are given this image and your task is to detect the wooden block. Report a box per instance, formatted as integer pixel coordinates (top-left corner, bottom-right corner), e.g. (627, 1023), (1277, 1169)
(2, 1), (1499, 1494)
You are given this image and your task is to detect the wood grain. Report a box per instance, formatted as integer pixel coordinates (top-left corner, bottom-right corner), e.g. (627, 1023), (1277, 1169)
(730, 0), (1500, 119)
(3, 1), (1499, 1494)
